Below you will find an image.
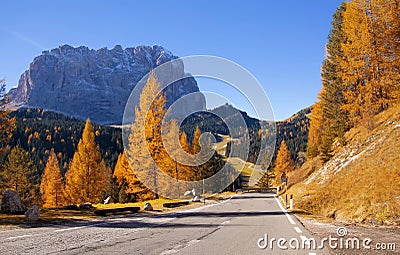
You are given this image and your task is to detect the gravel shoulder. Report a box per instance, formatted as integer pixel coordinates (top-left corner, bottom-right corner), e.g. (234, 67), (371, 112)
(295, 214), (400, 255)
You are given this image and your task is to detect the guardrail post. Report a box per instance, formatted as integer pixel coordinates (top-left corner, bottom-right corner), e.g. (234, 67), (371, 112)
(276, 186), (280, 195)
(290, 194), (293, 210)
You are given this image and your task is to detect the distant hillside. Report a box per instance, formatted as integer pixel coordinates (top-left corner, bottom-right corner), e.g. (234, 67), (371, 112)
(180, 104), (311, 166)
(180, 103), (261, 139)
(289, 104), (400, 225)
(275, 106), (311, 165)
(8, 108), (123, 175)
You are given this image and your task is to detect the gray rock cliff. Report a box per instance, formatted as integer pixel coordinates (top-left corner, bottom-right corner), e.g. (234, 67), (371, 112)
(8, 44), (205, 124)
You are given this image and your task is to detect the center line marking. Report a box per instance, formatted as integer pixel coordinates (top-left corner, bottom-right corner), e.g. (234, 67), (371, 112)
(294, 227), (302, 233)
(8, 234), (33, 240)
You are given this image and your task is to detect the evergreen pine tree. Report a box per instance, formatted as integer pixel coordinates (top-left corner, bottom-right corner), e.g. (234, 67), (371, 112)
(1, 146), (38, 206)
(0, 79), (16, 162)
(320, 2), (348, 142)
(307, 3), (348, 160)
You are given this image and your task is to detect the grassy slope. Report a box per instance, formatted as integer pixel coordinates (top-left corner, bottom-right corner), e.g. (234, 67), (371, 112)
(214, 134), (264, 187)
(288, 104), (400, 225)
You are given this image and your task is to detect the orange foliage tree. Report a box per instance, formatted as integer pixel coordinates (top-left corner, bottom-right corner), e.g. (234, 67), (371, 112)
(65, 119), (109, 204)
(40, 150), (66, 208)
(274, 140), (293, 184)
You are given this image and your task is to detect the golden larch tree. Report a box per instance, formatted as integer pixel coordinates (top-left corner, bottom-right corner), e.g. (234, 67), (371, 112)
(179, 131), (194, 181)
(114, 152), (134, 187)
(340, 0), (400, 127)
(40, 150), (66, 208)
(192, 126), (201, 154)
(127, 71), (166, 200)
(159, 120), (195, 197)
(65, 119), (109, 204)
(180, 132), (192, 155)
(274, 140), (293, 184)
(114, 151), (152, 201)
(307, 100), (324, 159)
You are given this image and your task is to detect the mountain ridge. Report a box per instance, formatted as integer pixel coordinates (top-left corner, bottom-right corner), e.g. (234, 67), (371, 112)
(7, 44), (205, 125)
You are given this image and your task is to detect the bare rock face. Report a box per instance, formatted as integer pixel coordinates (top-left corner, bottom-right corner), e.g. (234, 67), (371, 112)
(25, 205), (40, 221)
(1, 190), (26, 214)
(8, 44), (205, 125)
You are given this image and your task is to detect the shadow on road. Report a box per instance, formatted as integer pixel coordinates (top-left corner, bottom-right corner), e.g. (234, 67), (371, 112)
(95, 211), (286, 229)
(96, 221), (234, 229)
(169, 211), (285, 218)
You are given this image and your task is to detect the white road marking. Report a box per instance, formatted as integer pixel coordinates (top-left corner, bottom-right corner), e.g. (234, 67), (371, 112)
(274, 196), (296, 225)
(309, 253), (316, 255)
(294, 226), (302, 233)
(174, 194), (238, 215)
(8, 234), (32, 240)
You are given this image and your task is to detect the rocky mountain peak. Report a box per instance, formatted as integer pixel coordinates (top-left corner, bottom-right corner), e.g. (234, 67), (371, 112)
(8, 44), (204, 125)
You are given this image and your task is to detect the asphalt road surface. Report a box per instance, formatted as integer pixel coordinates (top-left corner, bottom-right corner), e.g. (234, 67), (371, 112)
(1, 193), (327, 255)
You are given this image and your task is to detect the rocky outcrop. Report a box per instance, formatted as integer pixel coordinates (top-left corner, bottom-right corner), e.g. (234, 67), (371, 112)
(25, 205), (40, 221)
(8, 44), (205, 125)
(1, 190), (26, 214)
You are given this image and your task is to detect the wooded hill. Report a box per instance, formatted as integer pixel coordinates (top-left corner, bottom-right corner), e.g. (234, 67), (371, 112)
(8, 108), (123, 176)
(7, 103), (311, 178)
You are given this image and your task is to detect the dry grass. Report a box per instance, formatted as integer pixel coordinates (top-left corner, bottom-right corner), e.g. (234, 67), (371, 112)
(288, 157), (322, 188)
(0, 192), (236, 228)
(226, 157), (262, 177)
(94, 198), (173, 210)
(289, 104), (400, 225)
(214, 135), (230, 155)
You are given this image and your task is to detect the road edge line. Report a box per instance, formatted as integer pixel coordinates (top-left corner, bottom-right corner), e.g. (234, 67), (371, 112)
(274, 195), (296, 225)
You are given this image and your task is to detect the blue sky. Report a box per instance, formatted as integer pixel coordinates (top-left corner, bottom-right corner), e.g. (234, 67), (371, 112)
(1, 0), (342, 120)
